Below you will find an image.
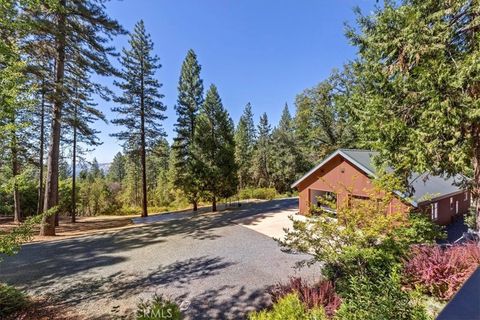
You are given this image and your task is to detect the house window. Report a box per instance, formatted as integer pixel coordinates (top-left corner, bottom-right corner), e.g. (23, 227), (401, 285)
(465, 192), (468, 201)
(455, 201), (459, 214)
(450, 197), (453, 210)
(349, 195), (370, 209)
(431, 202), (438, 220)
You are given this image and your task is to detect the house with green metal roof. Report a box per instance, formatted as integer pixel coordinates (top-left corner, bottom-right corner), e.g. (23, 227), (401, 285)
(291, 149), (470, 225)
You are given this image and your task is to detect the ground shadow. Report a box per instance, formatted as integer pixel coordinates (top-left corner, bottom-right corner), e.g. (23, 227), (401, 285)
(181, 285), (271, 319)
(44, 256), (236, 308)
(0, 198), (308, 319)
(138, 198), (299, 242)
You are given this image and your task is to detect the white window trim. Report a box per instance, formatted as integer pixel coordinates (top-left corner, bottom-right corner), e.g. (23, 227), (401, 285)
(431, 202), (438, 220)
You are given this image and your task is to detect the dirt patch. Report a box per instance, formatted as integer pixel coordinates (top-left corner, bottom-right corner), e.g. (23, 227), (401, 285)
(6, 296), (83, 320)
(0, 215), (134, 243)
(0, 199), (268, 244)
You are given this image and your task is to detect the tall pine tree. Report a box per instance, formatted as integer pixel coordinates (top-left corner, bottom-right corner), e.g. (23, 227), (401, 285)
(21, 0), (125, 236)
(111, 20), (166, 218)
(172, 49), (204, 211)
(0, 42), (32, 223)
(253, 113), (272, 188)
(235, 103), (256, 189)
(108, 152), (126, 183)
(64, 67), (106, 223)
(194, 85), (237, 211)
(271, 104), (302, 194)
(346, 0), (480, 228)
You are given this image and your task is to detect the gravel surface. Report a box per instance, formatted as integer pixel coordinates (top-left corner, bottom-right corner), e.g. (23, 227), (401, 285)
(0, 198), (321, 319)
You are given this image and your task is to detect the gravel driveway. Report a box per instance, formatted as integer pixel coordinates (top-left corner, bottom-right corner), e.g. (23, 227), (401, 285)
(0, 198), (321, 319)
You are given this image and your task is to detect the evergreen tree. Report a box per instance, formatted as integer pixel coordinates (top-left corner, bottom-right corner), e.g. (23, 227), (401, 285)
(21, 0), (125, 236)
(148, 139), (172, 207)
(194, 85), (237, 211)
(235, 103), (256, 189)
(346, 0), (480, 227)
(253, 113), (272, 187)
(108, 152), (126, 183)
(172, 49), (204, 211)
(122, 152), (141, 207)
(89, 158), (102, 179)
(0, 43), (32, 223)
(65, 66), (106, 223)
(111, 20), (166, 218)
(32, 64), (52, 216)
(271, 104), (302, 194)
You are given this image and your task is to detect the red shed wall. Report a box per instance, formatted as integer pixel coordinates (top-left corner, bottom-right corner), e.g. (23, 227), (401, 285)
(296, 154), (410, 215)
(418, 191), (470, 225)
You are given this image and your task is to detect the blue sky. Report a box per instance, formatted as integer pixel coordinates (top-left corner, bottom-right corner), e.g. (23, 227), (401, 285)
(89, 0), (375, 163)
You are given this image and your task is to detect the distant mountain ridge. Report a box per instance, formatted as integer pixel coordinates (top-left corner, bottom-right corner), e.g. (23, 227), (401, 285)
(76, 162), (111, 175)
(98, 163), (111, 173)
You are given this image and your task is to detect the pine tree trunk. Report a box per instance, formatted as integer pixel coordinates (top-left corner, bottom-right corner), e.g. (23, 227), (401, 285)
(40, 2), (66, 236)
(140, 59), (148, 218)
(71, 104), (77, 223)
(11, 124), (21, 223)
(134, 162), (139, 206)
(13, 185), (21, 223)
(473, 124), (480, 231)
(193, 200), (198, 211)
(37, 85), (45, 215)
(212, 196), (216, 212)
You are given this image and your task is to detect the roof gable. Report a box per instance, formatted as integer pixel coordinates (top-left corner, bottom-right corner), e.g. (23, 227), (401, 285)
(291, 149), (376, 189)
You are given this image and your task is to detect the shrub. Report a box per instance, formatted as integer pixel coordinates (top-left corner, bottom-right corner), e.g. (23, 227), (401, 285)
(335, 271), (429, 320)
(269, 277), (341, 317)
(322, 245), (399, 293)
(136, 294), (182, 320)
(0, 212), (45, 262)
(464, 208), (477, 230)
(0, 283), (29, 319)
(279, 189), (441, 288)
(239, 188), (277, 200)
(403, 243), (480, 300)
(248, 293), (327, 320)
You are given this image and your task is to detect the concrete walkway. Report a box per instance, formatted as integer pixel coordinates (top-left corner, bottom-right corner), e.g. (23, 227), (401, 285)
(236, 206), (306, 240)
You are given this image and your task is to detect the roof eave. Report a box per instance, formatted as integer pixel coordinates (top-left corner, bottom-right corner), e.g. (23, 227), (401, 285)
(291, 150), (376, 189)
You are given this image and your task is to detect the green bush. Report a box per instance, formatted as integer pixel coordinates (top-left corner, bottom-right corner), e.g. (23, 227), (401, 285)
(322, 245), (398, 293)
(0, 283), (29, 319)
(0, 165), (39, 217)
(334, 271), (429, 320)
(0, 213), (44, 261)
(239, 188), (277, 200)
(248, 293), (327, 320)
(136, 294), (182, 320)
(464, 208), (477, 230)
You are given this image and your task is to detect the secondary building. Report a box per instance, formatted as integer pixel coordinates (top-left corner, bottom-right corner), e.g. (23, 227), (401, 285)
(291, 149), (470, 225)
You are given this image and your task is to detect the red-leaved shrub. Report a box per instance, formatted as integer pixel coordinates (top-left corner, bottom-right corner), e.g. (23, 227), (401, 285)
(268, 277), (341, 317)
(403, 242), (480, 300)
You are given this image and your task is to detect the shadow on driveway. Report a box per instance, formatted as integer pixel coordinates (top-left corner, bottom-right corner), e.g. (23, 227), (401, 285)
(0, 198), (314, 319)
